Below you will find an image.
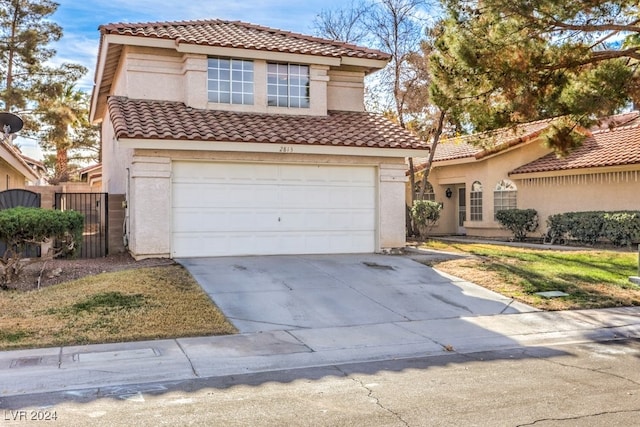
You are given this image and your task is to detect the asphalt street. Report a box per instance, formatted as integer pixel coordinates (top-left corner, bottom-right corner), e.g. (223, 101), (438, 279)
(2, 339), (639, 426)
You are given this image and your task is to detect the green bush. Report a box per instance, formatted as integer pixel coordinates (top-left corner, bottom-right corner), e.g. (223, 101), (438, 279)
(0, 207), (84, 287)
(602, 212), (640, 247)
(567, 211), (604, 245)
(411, 200), (442, 238)
(496, 209), (538, 241)
(546, 213), (571, 244)
(0, 207), (84, 252)
(546, 210), (640, 247)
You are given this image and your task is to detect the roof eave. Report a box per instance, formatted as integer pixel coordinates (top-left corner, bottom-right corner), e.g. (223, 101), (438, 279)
(0, 143), (40, 182)
(509, 163), (640, 179)
(117, 137), (428, 158)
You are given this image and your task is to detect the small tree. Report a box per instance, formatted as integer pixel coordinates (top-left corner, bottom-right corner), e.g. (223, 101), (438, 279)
(411, 200), (442, 238)
(496, 209), (539, 242)
(0, 207), (83, 288)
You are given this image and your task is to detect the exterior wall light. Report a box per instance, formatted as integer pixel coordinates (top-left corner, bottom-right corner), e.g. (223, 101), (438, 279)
(445, 187), (453, 198)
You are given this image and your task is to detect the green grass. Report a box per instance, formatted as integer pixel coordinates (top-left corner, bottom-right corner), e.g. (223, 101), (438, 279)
(420, 240), (640, 310)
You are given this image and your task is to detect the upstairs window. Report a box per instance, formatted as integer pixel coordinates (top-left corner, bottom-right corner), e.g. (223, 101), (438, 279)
(494, 179), (517, 219)
(208, 57), (254, 105)
(267, 63), (310, 108)
(470, 181), (483, 221)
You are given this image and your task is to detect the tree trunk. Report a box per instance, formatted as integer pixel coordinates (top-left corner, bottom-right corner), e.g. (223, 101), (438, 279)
(418, 110), (446, 200)
(55, 148), (69, 182)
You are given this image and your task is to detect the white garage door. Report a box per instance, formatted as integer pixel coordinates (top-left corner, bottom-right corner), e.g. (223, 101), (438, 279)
(172, 162), (377, 257)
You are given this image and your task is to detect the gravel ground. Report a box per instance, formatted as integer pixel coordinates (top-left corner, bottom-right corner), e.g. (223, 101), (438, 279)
(4, 252), (175, 291)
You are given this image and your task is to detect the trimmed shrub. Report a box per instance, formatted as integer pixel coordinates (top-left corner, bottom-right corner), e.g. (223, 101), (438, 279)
(567, 211), (604, 245)
(0, 207), (84, 287)
(602, 212), (640, 247)
(411, 200), (442, 238)
(546, 210), (640, 247)
(496, 209), (538, 242)
(546, 213), (571, 244)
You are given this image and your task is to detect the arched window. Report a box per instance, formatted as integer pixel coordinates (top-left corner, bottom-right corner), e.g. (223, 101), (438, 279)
(494, 179), (517, 219)
(470, 181), (483, 221)
(414, 180), (435, 201)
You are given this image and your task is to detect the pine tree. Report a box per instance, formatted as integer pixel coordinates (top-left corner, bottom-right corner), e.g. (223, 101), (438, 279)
(0, 0), (63, 113)
(430, 0), (640, 152)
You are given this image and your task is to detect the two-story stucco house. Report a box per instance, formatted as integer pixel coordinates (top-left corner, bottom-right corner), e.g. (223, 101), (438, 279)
(90, 19), (427, 259)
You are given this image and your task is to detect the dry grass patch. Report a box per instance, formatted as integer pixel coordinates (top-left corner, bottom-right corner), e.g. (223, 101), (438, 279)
(0, 265), (236, 350)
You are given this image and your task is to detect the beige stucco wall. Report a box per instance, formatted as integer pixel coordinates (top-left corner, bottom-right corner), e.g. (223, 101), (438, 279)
(101, 114), (133, 195)
(126, 150), (407, 259)
(0, 158), (28, 190)
(515, 168), (640, 234)
(327, 70), (365, 112)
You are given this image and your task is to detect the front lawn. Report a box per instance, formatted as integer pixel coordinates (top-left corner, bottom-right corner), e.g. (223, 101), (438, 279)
(0, 265), (237, 350)
(420, 240), (640, 310)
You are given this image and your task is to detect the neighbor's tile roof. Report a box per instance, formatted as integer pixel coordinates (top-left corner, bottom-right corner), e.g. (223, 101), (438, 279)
(99, 19), (390, 61)
(510, 115), (640, 174)
(431, 118), (554, 163)
(107, 97), (426, 150)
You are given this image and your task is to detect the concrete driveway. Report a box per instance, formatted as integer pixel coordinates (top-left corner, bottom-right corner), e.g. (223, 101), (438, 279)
(178, 254), (536, 333)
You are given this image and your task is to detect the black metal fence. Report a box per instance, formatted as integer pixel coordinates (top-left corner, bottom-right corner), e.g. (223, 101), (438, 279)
(55, 193), (108, 258)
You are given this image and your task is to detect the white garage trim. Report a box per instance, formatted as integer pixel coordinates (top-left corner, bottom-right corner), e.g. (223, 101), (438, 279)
(171, 161), (377, 257)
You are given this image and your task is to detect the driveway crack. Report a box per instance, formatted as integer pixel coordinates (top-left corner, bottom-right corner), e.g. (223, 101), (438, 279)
(175, 339), (199, 378)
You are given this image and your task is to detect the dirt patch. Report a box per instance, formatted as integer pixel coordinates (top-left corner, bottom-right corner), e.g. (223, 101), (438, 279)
(5, 252), (175, 291)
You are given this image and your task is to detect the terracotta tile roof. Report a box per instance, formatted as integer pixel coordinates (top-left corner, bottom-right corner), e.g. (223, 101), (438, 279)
(100, 19), (390, 61)
(107, 97), (426, 150)
(431, 118), (554, 162)
(511, 116), (640, 174)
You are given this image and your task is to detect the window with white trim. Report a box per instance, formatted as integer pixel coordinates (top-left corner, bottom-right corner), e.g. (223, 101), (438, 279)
(267, 63), (310, 108)
(494, 179), (517, 219)
(470, 181), (483, 221)
(414, 180), (435, 201)
(208, 57), (254, 105)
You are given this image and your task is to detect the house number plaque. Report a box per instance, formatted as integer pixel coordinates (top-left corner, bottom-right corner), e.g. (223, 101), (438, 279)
(279, 146), (294, 153)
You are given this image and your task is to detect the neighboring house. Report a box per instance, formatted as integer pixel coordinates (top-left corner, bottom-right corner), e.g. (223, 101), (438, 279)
(0, 140), (41, 189)
(90, 19), (427, 259)
(78, 163), (103, 191)
(411, 111), (640, 238)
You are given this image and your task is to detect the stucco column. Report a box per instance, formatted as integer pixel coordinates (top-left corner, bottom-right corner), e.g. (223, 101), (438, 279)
(129, 156), (172, 259)
(182, 53), (208, 109)
(379, 163), (408, 251)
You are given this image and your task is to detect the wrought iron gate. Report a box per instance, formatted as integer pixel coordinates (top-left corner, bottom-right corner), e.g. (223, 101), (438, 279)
(55, 193), (108, 258)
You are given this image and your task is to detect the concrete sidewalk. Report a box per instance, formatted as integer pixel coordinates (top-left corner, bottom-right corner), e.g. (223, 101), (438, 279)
(1, 306), (639, 398)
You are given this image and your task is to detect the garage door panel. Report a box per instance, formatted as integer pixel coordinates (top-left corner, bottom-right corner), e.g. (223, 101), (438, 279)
(172, 162), (376, 257)
(174, 209), (281, 233)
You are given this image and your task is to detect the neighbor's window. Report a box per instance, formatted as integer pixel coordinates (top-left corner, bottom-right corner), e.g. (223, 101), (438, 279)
(414, 180), (435, 201)
(208, 57), (254, 105)
(267, 63), (310, 108)
(494, 179), (517, 219)
(470, 181), (483, 221)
